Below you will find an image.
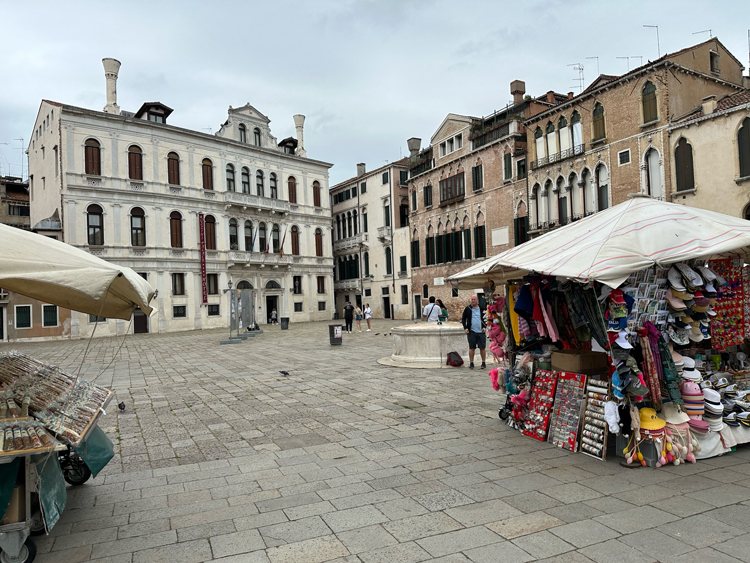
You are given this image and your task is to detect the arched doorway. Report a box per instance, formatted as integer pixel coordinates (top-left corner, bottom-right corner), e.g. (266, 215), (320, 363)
(265, 280), (282, 324)
(235, 280), (255, 330)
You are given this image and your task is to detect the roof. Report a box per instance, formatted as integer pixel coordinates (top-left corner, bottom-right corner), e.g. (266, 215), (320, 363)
(4, 191), (29, 202)
(330, 157), (409, 191)
(134, 102), (174, 119)
(717, 89), (750, 111)
(671, 88), (750, 127)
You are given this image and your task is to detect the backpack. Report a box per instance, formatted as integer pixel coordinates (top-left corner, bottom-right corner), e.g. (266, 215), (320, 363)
(447, 351), (464, 367)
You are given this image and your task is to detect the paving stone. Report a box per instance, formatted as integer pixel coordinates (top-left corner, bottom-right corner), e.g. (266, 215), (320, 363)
(579, 539), (656, 563)
(594, 505), (679, 535)
(685, 484), (750, 508)
(90, 530), (177, 559)
(358, 541), (432, 563)
(176, 519), (237, 542)
(336, 524), (399, 554)
(260, 515), (333, 547)
(712, 532), (750, 560)
(544, 502), (604, 524)
(132, 538), (211, 563)
(51, 527), (118, 551)
(656, 514), (745, 549)
(618, 529), (695, 560)
(549, 519), (620, 548)
(486, 511), (565, 540)
(323, 505), (389, 533)
(503, 491), (563, 513)
(544, 483), (603, 504)
(416, 526), (503, 558)
(374, 498), (429, 520)
(34, 546), (93, 563)
(464, 540), (535, 563)
(210, 529), (266, 558)
(383, 512), (463, 543)
(652, 495), (716, 517)
(412, 489), (474, 511)
(657, 547), (745, 563)
(511, 530), (575, 559)
(266, 534), (349, 563)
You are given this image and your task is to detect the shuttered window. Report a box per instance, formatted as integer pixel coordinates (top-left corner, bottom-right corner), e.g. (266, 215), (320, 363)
(170, 211), (183, 248)
(642, 81), (657, 123)
(675, 138), (695, 191)
(202, 159), (213, 190)
(315, 229), (323, 256)
(474, 225), (486, 258)
(288, 176), (297, 203)
(472, 164), (483, 191)
(424, 184), (433, 207)
(463, 228), (471, 259)
(204, 215), (216, 250)
(593, 103), (605, 141)
(504, 153), (512, 180)
(167, 152), (180, 185)
(313, 181), (321, 207)
(739, 118), (750, 178)
(128, 146), (143, 180)
(411, 240), (420, 268)
(84, 139), (101, 176)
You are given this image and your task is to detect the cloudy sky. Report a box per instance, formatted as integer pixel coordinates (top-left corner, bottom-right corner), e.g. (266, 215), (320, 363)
(1, 0), (748, 184)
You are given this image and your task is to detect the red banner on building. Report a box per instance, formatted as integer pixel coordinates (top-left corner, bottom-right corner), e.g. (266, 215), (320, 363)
(198, 212), (208, 304)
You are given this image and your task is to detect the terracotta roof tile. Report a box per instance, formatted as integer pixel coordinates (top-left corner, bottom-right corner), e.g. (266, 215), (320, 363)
(716, 89), (750, 111)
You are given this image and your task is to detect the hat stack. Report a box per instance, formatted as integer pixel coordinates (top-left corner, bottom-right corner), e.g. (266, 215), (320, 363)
(703, 388), (724, 432)
(680, 380), (704, 418)
(665, 263), (722, 345)
(680, 357), (702, 384)
(639, 407), (666, 439)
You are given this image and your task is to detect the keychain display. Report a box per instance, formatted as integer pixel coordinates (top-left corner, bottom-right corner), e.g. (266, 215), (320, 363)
(522, 370), (558, 441)
(547, 372), (587, 452)
(579, 378), (610, 460)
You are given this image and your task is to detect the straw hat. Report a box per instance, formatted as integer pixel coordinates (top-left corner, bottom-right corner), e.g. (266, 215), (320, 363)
(639, 407), (666, 431)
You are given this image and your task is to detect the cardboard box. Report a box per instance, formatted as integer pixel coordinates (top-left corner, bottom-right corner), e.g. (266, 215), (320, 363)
(551, 350), (609, 376)
(1, 485), (25, 525)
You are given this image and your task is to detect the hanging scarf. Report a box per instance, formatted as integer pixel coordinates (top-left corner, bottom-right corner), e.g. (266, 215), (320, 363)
(653, 324), (683, 407)
(637, 327), (662, 410)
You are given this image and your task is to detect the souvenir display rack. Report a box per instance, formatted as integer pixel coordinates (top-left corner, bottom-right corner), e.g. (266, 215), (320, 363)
(522, 370), (558, 441)
(547, 372), (587, 452)
(580, 378), (610, 460)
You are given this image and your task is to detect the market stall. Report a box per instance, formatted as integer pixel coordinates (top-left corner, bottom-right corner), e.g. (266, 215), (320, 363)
(0, 224), (155, 563)
(449, 195), (750, 468)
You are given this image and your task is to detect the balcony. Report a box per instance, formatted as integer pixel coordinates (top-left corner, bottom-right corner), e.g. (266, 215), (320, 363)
(333, 232), (368, 252)
(398, 271), (408, 279)
(224, 191), (291, 213)
(377, 226), (392, 240)
(530, 145), (585, 170)
(334, 279), (359, 291)
(228, 251), (293, 267)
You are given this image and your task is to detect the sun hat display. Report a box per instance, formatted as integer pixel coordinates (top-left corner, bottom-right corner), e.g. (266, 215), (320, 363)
(667, 325), (690, 345)
(688, 330), (704, 343)
(682, 369), (702, 382)
(671, 349), (684, 366)
(639, 407), (666, 431)
(666, 289), (687, 310)
(668, 266), (687, 291)
(715, 377), (730, 389)
(697, 265), (717, 282)
(688, 416), (709, 433)
(659, 402), (690, 425)
(682, 357), (696, 369)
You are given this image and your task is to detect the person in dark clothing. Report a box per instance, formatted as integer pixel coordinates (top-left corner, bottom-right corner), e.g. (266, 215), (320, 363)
(343, 301), (355, 333)
(461, 294), (487, 369)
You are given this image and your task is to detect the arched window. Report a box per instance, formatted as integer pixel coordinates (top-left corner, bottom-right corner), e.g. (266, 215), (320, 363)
(596, 165), (609, 211)
(313, 181), (321, 207)
(557, 177), (568, 225)
(201, 158), (213, 190)
(642, 81), (657, 123)
(244, 220), (253, 251)
(336, 215), (342, 240)
(170, 211), (183, 248)
(462, 215), (472, 259)
(272, 223), (280, 253)
(644, 148), (663, 199)
(229, 218), (238, 249)
(347, 212), (353, 238)
(534, 127), (545, 161)
(558, 116), (570, 155)
(422, 284), (429, 298)
(253, 128), (261, 146)
(569, 173), (581, 218)
(739, 117), (750, 178)
(531, 184), (540, 228)
(270, 173), (278, 199)
(385, 247), (392, 275)
(475, 211), (486, 258)
(582, 169), (594, 214)
(546, 122), (558, 161)
(571, 111), (583, 153)
(238, 123), (247, 143)
(291, 225), (300, 255)
(237, 281), (253, 290)
(426, 225), (435, 265)
(84, 139), (101, 176)
(128, 145), (143, 180)
(593, 103), (605, 141)
(87, 204), (104, 246)
(256, 170), (264, 197)
(258, 222), (267, 252)
(411, 227), (420, 268)
(204, 215), (216, 250)
(288, 176), (297, 204)
(130, 207), (146, 246)
(226, 164), (235, 191)
(241, 167), (250, 193)
(167, 152), (180, 185)
(266, 280), (281, 289)
(314, 228), (323, 257)
(353, 210), (358, 235)
(675, 138), (695, 192)
(545, 179), (555, 224)
(364, 252), (370, 276)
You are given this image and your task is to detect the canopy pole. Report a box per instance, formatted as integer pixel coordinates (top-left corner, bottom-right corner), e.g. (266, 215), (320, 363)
(75, 293), (109, 384)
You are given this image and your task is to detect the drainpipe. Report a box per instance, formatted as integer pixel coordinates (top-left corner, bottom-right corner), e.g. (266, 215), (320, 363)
(357, 178), (362, 305)
(389, 167), (396, 320)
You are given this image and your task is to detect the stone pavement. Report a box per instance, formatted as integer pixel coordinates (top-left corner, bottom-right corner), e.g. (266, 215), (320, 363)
(4, 321), (750, 562)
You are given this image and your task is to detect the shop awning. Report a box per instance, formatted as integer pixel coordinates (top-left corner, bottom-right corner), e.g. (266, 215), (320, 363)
(449, 195), (750, 289)
(0, 224), (155, 320)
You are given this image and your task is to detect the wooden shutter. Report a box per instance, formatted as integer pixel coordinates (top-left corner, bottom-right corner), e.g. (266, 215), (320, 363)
(739, 119), (750, 178)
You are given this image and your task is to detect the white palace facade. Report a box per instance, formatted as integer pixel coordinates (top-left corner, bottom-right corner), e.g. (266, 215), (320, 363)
(27, 58), (334, 337)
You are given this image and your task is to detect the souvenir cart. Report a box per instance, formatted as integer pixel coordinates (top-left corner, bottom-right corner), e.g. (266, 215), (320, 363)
(0, 224), (155, 562)
(450, 195), (750, 467)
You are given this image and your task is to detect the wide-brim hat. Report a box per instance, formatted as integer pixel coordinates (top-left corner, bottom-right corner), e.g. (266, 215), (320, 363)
(688, 416), (710, 433)
(682, 357), (696, 369)
(704, 387), (722, 404)
(640, 407), (666, 431)
(671, 349), (684, 366)
(660, 402), (690, 425)
(682, 369), (702, 382)
(688, 331), (704, 343)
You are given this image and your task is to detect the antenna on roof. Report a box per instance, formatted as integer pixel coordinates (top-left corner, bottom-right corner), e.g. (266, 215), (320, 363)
(632, 56), (643, 67)
(617, 57), (630, 72)
(14, 138), (24, 179)
(692, 29), (712, 38)
(568, 63), (584, 94)
(644, 25), (661, 58)
(585, 57), (599, 76)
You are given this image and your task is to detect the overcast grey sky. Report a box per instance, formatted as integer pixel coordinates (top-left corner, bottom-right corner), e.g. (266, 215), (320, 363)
(1, 0), (748, 184)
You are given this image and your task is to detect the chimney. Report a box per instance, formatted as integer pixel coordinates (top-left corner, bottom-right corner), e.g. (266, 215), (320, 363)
(546, 91), (556, 104)
(701, 95), (717, 116)
(407, 137), (421, 157)
(510, 80), (526, 105)
(293, 114), (307, 157)
(357, 163), (366, 177)
(568, 92), (574, 100)
(102, 58), (122, 115)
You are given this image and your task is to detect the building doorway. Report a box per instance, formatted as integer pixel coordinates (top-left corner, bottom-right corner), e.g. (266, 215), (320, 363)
(266, 295), (278, 324)
(383, 296), (391, 319)
(0, 308), (4, 340)
(133, 308), (149, 334)
(414, 294), (421, 320)
(355, 295), (362, 309)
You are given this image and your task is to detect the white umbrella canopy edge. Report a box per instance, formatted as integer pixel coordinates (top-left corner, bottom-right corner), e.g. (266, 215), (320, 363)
(0, 224), (156, 320)
(447, 196), (750, 290)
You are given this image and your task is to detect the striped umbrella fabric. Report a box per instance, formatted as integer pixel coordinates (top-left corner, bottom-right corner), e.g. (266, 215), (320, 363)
(448, 195), (750, 289)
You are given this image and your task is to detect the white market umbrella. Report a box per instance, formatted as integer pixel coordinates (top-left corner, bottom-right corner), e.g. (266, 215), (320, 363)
(0, 224), (155, 320)
(449, 195), (750, 289)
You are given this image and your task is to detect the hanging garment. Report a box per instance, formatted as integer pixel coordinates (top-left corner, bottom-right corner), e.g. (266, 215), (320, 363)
(540, 289), (560, 342)
(508, 285), (522, 346)
(644, 321), (664, 382)
(638, 327), (663, 410)
(654, 326), (683, 406)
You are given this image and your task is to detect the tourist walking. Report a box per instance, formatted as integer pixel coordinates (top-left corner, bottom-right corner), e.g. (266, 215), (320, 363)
(343, 301), (355, 333)
(422, 296), (440, 323)
(270, 308), (278, 325)
(437, 299), (448, 323)
(364, 304), (372, 331)
(355, 304), (363, 332)
(461, 294), (487, 369)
